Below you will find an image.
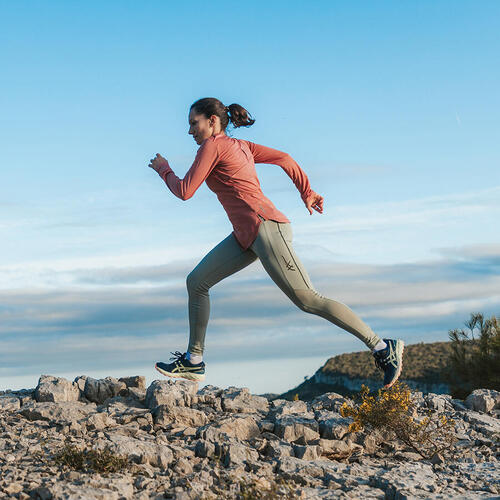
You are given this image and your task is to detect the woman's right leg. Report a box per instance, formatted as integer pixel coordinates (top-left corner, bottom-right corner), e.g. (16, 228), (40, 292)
(186, 233), (258, 356)
(249, 217), (382, 350)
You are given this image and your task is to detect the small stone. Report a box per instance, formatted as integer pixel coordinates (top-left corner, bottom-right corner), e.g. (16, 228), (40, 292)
(5, 482), (23, 495)
(29, 486), (53, 500)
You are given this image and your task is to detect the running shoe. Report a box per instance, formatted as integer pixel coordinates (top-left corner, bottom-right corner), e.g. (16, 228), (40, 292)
(155, 351), (205, 382)
(372, 339), (404, 389)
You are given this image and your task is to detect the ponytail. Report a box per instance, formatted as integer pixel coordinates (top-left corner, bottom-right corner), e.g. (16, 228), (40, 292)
(190, 97), (255, 132)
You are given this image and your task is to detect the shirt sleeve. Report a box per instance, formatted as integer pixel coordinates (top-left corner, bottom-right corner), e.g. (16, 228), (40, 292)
(157, 138), (220, 200)
(241, 140), (313, 202)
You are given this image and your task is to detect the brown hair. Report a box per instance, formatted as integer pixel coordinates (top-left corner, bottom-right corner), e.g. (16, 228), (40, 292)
(190, 97), (255, 133)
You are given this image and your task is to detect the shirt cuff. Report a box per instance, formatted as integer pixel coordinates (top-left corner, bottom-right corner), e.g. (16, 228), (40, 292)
(301, 188), (313, 202)
(157, 162), (172, 178)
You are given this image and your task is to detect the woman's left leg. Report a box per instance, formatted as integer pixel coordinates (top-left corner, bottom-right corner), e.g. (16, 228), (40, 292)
(249, 217), (382, 350)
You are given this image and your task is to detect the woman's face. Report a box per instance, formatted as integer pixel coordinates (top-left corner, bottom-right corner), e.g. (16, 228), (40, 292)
(188, 109), (217, 145)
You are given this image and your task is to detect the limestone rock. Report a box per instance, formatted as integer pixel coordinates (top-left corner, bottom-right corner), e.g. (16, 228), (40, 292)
(100, 433), (174, 468)
(18, 401), (96, 424)
(34, 375), (80, 403)
(145, 379), (198, 409)
(153, 405), (208, 428)
(264, 439), (294, 458)
(198, 414), (261, 442)
(274, 415), (319, 442)
(269, 399), (308, 417)
(81, 376), (127, 404)
(0, 395), (21, 411)
(221, 386), (269, 413)
(310, 392), (348, 412)
(119, 375), (146, 389)
(465, 389), (500, 414)
(316, 412), (352, 440)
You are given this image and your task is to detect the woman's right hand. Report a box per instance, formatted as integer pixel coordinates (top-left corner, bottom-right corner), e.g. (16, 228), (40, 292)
(304, 190), (324, 215)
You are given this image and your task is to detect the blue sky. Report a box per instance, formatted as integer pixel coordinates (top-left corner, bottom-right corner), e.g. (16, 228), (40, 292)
(1, 1), (499, 394)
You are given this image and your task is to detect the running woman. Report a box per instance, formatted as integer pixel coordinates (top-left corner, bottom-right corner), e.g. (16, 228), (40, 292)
(148, 97), (404, 389)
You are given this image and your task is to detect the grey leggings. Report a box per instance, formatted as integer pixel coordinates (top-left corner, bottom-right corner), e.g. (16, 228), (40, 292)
(186, 216), (381, 355)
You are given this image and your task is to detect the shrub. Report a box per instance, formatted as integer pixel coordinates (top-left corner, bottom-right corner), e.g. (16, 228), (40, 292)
(447, 312), (500, 399)
(340, 381), (457, 460)
(33, 439), (129, 474)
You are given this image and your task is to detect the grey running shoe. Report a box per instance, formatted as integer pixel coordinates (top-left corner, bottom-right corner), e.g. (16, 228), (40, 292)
(155, 351), (205, 382)
(373, 339), (404, 388)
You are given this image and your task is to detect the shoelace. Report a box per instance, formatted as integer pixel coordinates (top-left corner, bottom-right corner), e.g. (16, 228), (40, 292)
(169, 351), (186, 363)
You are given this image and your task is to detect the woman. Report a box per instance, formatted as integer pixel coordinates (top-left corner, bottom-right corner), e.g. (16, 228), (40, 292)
(148, 97), (404, 389)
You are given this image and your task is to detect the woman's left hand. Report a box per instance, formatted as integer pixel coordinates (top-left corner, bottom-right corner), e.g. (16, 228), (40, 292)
(148, 153), (169, 172)
(304, 190), (324, 215)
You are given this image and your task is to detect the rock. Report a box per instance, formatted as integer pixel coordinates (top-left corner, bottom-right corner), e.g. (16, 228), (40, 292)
(315, 438), (363, 459)
(145, 379), (198, 409)
(275, 456), (325, 479)
(221, 441), (259, 466)
(196, 385), (223, 410)
(465, 389), (500, 413)
(81, 376), (127, 404)
(424, 393), (453, 412)
(194, 439), (217, 459)
(100, 433), (174, 468)
(5, 482), (23, 495)
(463, 410), (500, 439)
(174, 457), (193, 475)
(0, 395), (21, 411)
(153, 405), (208, 428)
(198, 415), (260, 442)
(316, 412), (351, 440)
(83, 412), (117, 431)
(258, 420), (275, 432)
(355, 432), (379, 454)
(221, 386), (269, 413)
(28, 486), (53, 500)
(49, 484), (119, 500)
(374, 463), (442, 498)
(18, 401), (96, 424)
(4, 374), (500, 499)
(431, 452), (444, 465)
(34, 375), (80, 403)
(128, 387), (147, 403)
(292, 444), (321, 460)
(269, 399), (308, 417)
(274, 415), (320, 442)
(264, 439), (294, 458)
(310, 392), (348, 412)
(119, 375), (146, 389)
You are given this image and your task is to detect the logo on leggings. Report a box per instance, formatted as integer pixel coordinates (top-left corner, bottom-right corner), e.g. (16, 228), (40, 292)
(282, 256), (296, 271)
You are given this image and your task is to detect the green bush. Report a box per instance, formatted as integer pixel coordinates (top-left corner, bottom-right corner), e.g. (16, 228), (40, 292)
(447, 312), (500, 399)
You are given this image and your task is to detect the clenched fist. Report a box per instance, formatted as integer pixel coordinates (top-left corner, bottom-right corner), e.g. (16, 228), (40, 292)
(148, 153), (169, 173)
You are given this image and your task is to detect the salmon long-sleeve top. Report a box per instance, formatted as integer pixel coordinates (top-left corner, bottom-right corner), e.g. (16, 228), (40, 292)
(156, 132), (313, 250)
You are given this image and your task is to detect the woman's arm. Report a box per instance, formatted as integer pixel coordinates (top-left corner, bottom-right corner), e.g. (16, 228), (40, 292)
(149, 139), (220, 200)
(242, 140), (324, 215)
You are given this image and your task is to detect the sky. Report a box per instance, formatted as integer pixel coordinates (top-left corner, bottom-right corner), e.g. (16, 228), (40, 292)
(1, 1), (499, 395)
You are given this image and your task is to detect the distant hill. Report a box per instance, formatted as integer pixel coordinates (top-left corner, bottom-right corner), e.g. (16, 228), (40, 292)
(278, 340), (454, 401)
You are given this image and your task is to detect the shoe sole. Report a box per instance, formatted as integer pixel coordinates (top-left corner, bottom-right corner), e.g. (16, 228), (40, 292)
(383, 340), (404, 389)
(155, 363), (205, 382)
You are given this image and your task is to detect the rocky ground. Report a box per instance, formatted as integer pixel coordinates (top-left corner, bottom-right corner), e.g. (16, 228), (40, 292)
(0, 375), (499, 499)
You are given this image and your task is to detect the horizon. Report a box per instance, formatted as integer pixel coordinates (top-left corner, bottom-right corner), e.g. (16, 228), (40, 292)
(1, 1), (499, 394)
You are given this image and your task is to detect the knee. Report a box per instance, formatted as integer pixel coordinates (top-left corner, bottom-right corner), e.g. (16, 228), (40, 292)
(186, 271), (198, 292)
(293, 288), (321, 313)
(186, 271), (207, 293)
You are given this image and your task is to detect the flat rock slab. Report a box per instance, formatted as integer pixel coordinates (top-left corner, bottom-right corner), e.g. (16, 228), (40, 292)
(17, 401), (97, 424)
